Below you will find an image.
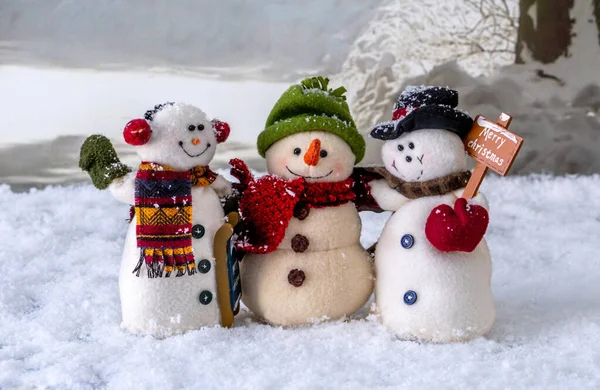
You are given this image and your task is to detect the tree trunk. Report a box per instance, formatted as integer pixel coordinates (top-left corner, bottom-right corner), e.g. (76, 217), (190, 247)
(595, 0), (600, 45)
(516, 0), (575, 63)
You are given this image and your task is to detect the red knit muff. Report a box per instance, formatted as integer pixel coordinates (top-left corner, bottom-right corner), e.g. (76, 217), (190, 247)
(236, 174), (355, 254)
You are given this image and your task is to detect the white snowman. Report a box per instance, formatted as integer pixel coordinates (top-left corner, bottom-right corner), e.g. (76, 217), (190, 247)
(230, 77), (374, 326)
(79, 102), (232, 337)
(368, 86), (494, 343)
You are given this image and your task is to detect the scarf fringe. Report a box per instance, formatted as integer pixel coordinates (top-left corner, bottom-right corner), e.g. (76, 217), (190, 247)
(132, 248), (197, 278)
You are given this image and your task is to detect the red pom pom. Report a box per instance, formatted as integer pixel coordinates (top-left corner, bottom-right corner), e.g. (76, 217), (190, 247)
(123, 119), (152, 146)
(212, 120), (230, 143)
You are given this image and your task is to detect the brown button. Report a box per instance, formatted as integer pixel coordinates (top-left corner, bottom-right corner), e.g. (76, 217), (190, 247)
(291, 234), (309, 252)
(288, 269), (305, 287)
(293, 202), (310, 220)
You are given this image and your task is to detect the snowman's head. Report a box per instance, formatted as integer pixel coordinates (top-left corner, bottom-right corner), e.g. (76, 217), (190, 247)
(265, 131), (355, 182)
(123, 102), (230, 171)
(381, 129), (467, 182)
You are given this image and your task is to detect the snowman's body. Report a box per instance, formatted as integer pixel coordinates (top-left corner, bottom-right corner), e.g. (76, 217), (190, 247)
(242, 202), (373, 325)
(240, 131), (374, 326)
(115, 180), (224, 336)
(370, 112), (495, 342)
(107, 102), (232, 337)
(375, 188), (494, 342)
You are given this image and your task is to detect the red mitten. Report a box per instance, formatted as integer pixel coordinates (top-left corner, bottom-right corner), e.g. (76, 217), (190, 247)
(238, 175), (305, 254)
(425, 198), (489, 253)
(229, 158), (254, 192)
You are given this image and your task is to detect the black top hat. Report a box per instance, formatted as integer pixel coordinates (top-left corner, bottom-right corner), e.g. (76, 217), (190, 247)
(370, 86), (473, 140)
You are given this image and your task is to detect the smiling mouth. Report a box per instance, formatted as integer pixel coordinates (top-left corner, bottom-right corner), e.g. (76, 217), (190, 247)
(286, 166), (333, 179)
(179, 141), (211, 158)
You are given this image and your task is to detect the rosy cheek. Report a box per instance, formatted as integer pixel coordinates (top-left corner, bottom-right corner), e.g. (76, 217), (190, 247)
(334, 162), (345, 173)
(278, 157), (288, 167)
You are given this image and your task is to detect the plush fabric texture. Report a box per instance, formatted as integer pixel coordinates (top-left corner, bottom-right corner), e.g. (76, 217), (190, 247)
(135, 102), (221, 172)
(351, 167), (386, 212)
(119, 185), (224, 337)
(211, 120), (231, 144)
(367, 167), (472, 199)
(257, 76), (365, 163)
(81, 101), (233, 337)
(233, 162), (356, 254)
(278, 202), (362, 252)
(133, 162), (217, 278)
(370, 86), (473, 141)
(265, 131), (357, 184)
(241, 244), (373, 326)
(374, 191), (494, 343)
(123, 119), (152, 146)
(380, 129), (469, 183)
(425, 198), (489, 253)
(79, 135), (131, 190)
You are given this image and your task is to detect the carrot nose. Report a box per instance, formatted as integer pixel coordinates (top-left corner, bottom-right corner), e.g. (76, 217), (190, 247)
(192, 138), (200, 145)
(304, 139), (321, 166)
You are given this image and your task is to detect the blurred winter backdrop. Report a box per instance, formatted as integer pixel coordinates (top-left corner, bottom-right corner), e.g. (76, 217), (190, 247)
(1, 0), (599, 190)
(1, 1), (600, 389)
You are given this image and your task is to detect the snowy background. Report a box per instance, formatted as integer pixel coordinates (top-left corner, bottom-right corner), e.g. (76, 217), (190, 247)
(1, 1), (600, 388)
(1, 175), (599, 389)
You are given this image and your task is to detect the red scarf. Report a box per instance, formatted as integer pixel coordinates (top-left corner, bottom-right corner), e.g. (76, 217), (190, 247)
(236, 171), (355, 254)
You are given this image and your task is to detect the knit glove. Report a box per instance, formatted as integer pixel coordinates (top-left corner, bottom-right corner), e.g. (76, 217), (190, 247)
(79, 135), (131, 190)
(229, 158), (254, 192)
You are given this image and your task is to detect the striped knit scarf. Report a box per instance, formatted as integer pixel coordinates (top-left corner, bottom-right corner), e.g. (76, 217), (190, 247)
(133, 162), (217, 278)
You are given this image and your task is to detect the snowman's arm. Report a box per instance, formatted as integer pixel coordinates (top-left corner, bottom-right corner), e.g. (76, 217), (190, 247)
(455, 188), (490, 211)
(369, 179), (409, 211)
(211, 175), (233, 198)
(109, 171), (137, 204)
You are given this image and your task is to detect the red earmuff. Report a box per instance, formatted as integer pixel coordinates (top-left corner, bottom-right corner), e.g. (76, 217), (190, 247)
(123, 119), (152, 146)
(212, 120), (230, 144)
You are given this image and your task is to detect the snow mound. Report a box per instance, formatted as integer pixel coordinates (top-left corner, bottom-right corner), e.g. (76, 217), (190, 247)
(1, 175), (600, 389)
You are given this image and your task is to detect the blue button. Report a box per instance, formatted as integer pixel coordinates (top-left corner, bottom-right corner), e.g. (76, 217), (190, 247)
(403, 290), (417, 305)
(401, 234), (414, 249)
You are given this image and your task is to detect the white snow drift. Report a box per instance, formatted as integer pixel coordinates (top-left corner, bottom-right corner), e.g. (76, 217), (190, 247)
(0, 174), (599, 389)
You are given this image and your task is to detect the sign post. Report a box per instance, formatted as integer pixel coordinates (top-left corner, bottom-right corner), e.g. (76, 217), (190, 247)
(462, 113), (524, 199)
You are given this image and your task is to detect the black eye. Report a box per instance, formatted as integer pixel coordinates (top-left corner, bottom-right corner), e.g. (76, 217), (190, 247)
(197, 124), (205, 131)
(320, 150), (328, 158)
(188, 125), (195, 131)
(409, 142), (415, 149)
(397, 144), (404, 151)
(294, 148), (301, 155)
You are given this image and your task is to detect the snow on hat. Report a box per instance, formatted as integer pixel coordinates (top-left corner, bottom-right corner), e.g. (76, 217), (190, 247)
(257, 76), (366, 163)
(370, 86), (473, 141)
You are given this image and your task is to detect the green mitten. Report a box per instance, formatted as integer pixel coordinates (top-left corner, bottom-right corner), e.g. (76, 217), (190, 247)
(79, 135), (131, 190)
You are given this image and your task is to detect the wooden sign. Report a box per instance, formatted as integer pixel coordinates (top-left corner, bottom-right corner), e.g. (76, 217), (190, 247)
(214, 212), (243, 328)
(462, 113), (523, 199)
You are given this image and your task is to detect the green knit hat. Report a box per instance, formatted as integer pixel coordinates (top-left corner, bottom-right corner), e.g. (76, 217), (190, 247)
(257, 76), (366, 163)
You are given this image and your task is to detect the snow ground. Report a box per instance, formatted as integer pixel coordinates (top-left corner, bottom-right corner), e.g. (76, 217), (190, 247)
(1, 174), (599, 389)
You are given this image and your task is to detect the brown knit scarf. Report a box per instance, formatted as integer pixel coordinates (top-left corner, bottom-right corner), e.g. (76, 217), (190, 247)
(366, 167), (472, 199)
